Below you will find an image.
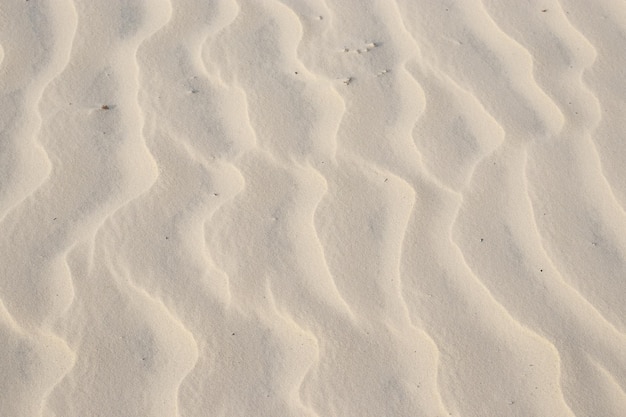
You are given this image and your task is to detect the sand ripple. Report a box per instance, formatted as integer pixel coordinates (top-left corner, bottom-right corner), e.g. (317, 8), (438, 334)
(1, 0), (625, 416)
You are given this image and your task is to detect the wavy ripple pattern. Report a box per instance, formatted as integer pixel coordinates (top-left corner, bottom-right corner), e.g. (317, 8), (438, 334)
(1, 0), (625, 416)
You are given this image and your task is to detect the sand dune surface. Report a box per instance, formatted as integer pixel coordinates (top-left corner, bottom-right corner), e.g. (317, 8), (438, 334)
(1, 1), (625, 416)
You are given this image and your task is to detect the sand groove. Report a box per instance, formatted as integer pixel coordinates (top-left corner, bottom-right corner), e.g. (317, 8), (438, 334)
(0, 2), (79, 416)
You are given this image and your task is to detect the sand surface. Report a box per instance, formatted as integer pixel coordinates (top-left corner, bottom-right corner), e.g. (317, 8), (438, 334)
(1, 1), (625, 416)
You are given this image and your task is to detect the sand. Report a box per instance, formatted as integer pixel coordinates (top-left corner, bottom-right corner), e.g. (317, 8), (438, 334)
(1, 1), (625, 416)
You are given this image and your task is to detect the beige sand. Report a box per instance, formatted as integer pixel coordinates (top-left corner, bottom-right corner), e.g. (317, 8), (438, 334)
(1, 1), (625, 416)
